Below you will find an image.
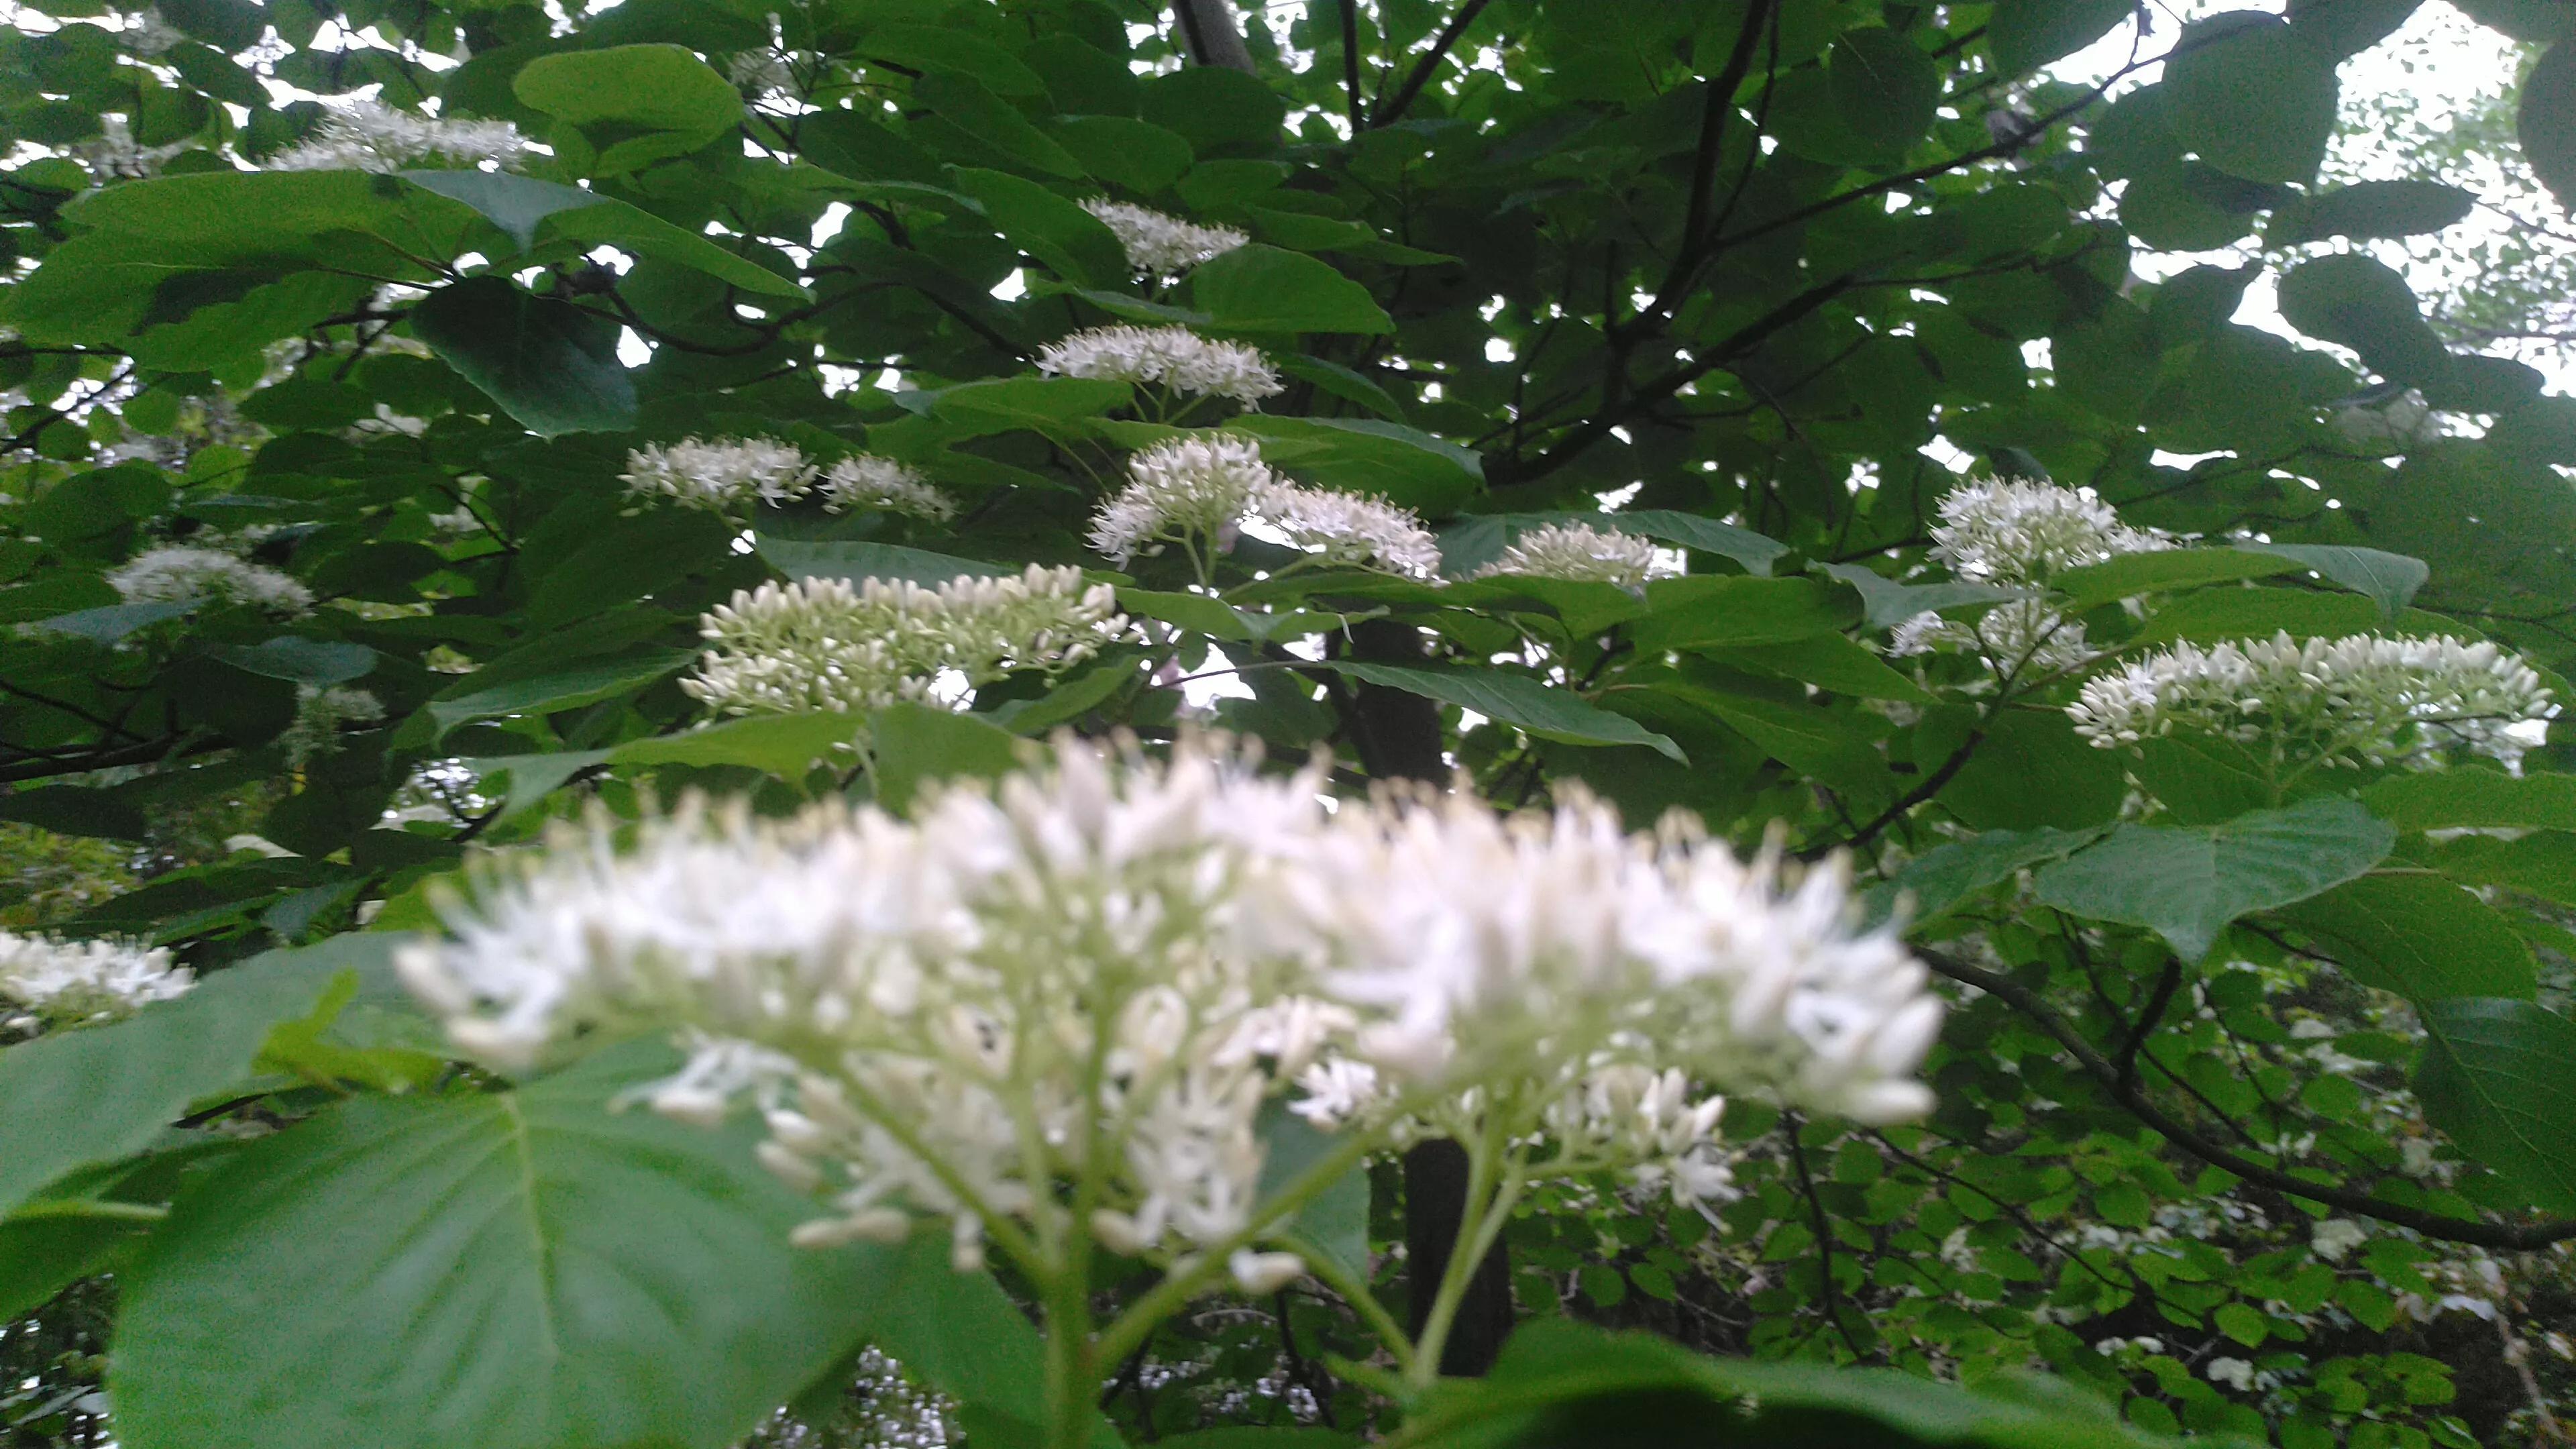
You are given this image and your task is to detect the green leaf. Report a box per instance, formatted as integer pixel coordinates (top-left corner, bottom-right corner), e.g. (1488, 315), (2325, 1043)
(455, 750), (612, 822)
(23, 598), (197, 643)
(2213, 1303), (2268, 1348)
(427, 651), (690, 739)
(1256, 1104), (1367, 1289)
(2051, 547), (2304, 606)
(1818, 564), (2025, 630)
(2416, 998), (2576, 1213)
(1615, 511), (1790, 576)
(1990, 0), (2138, 74)
(950, 168), (1127, 288)
(1275, 354), (1407, 421)
(1139, 66), (1286, 155)
(513, 44), (744, 139)
(1320, 661), (1685, 761)
(2275, 180), (2475, 244)
(926, 376), (1134, 436)
(2277, 252), (2449, 384)
(1869, 826), (2108, 928)
(1673, 688), (1892, 810)
(2033, 799), (2396, 960)
(982, 659), (1140, 734)
(857, 24), (1048, 96)
(1226, 415), (1481, 516)
(2460, 0), (2576, 42)
(1829, 29), (1939, 156)
(1711, 633), (1929, 701)
(0, 936), (398, 1218)
(212, 637), (377, 686)
(2160, 15), (2341, 184)
(411, 276), (639, 436)
(1051, 117), (1197, 195)
(1189, 244), (1393, 335)
(1399, 1318), (2178, 1449)
(913, 70), (1087, 179)
(2239, 543), (2429, 616)
(0, 1207), (151, 1320)
(2522, 41), (2576, 210)
(610, 712), (863, 777)
(2363, 769), (2576, 831)
(113, 1041), (893, 1449)
(868, 701), (1026, 814)
(2410, 830), (2576, 908)
(1629, 576), (1864, 651)
(400, 170), (808, 298)
(755, 537), (1006, 588)
(2274, 874), (2537, 1002)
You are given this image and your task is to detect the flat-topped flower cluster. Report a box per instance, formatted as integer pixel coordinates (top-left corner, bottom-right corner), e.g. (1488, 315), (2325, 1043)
(268, 98), (529, 173)
(2071, 631), (2553, 770)
(1089, 434), (1442, 580)
(1894, 478), (2171, 678)
(1, 930), (193, 1035)
(623, 438), (954, 523)
(682, 566), (1124, 717)
(402, 735), (1943, 1292)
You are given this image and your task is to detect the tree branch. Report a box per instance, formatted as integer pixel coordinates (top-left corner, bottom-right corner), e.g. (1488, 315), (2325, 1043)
(1368, 0), (1493, 127)
(1919, 946), (2576, 1250)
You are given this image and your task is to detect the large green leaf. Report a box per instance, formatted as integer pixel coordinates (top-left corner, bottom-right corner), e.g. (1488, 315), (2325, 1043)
(1320, 661), (1685, 761)
(2275, 180), (2475, 244)
(2160, 14), (2340, 185)
(410, 276), (639, 436)
(1868, 826), (2109, 928)
(2033, 799), (2396, 960)
(2273, 874), (2537, 1002)
(2239, 543), (2429, 616)
(2521, 40), (2576, 209)
(2416, 998), (2576, 1214)
(400, 170), (808, 298)
(1629, 576), (1864, 651)
(1989, 0), (2137, 74)
(1393, 1318), (2187, 1449)
(950, 168), (1127, 289)
(2051, 547), (2302, 606)
(0, 936), (398, 1218)
(2362, 769), (2576, 831)
(113, 1042), (894, 1449)
(1189, 244), (1393, 335)
(513, 44), (744, 138)
(2277, 253), (2449, 385)
(867, 701), (1026, 814)
(609, 712), (864, 777)
(426, 651), (691, 738)
(1226, 415), (1482, 516)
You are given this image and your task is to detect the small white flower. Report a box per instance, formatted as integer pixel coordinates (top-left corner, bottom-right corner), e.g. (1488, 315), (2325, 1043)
(1889, 598), (2090, 679)
(1037, 325), (1283, 407)
(1089, 434), (1275, 566)
(0, 930), (193, 1034)
(1228, 1249), (1307, 1295)
(2310, 1217), (2367, 1263)
(268, 98), (528, 173)
(819, 455), (956, 521)
(106, 545), (313, 616)
(1248, 478), (1443, 580)
(2068, 631), (2554, 769)
(1474, 522), (1669, 589)
(623, 437), (817, 517)
(1080, 199), (1248, 276)
(1929, 477), (2169, 584)
(2205, 1356), (2256, 1391)
(682, 566), (1125, 716)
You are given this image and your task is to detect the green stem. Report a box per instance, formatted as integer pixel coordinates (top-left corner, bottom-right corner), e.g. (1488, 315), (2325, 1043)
(1040, 1267), (1099, 1449)
(5, 1199), (168, 1223)
(1289, 1233), (1419, 1377)
(1406, 1124), (1521, 1389)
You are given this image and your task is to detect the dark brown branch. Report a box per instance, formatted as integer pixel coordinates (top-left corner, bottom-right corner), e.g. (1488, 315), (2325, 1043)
(1368, 0), (1494, 127)
(1919, 947), (2576, 1250)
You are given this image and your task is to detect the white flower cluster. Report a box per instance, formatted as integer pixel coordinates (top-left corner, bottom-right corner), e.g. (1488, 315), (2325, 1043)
(1894, 478), (2167, 675)
(107, 545), (313, 617)
(1, 929), (193, 1034)
(2068, 631), (2554, 770)
(282, 685), (386, 771)
(681, 566), (1124, 717)
(1889, 598), (2092, 680)
(822, 456), (957, 521)
(1929, 477), (2169, 582)
(1247, 478), (1443, 580)
(402, 735), (1943, 1287)
(623, 437), (816, 516)
(1081, 200), (1247, 276)
(1475, 521), (1670, 589)
(268, 99), (528, 174)
(1090, 434), (1442, 579)
(623, 438), (956, 523)
(1036, 326), (1283, 407)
